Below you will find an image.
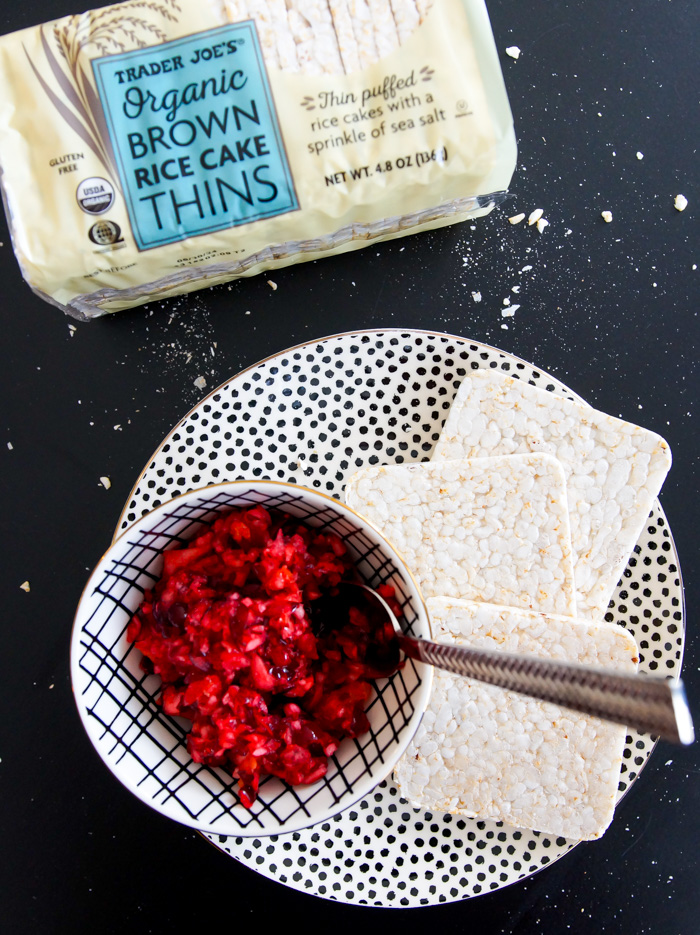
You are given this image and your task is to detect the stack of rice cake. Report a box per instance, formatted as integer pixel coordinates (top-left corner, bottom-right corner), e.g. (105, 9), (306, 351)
(211, 0), (435, 75)
(344, 369), (671, 840)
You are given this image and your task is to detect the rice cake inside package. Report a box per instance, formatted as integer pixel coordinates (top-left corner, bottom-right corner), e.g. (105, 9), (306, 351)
(0, 0), (516, 319)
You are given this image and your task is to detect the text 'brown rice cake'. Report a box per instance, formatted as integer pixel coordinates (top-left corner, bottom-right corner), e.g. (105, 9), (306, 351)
(344, 454), (576, 616)
(395, 598), (639, 840)
(435, 371), (672, 621)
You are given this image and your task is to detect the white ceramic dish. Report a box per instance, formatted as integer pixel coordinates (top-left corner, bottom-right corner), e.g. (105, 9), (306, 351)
(71, 480), (432, 837)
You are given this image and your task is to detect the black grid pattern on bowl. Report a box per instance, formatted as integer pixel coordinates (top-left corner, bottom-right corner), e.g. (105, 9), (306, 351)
(76, 486), (426, 832)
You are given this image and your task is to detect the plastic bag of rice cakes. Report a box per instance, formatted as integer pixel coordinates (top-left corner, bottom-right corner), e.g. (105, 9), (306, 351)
(0, 0), (516, 318)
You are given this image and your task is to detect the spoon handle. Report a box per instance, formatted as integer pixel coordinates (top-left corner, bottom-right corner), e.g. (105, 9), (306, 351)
(398, 635), (694, 745)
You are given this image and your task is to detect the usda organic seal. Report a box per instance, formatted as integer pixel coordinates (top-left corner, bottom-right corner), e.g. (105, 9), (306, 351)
(76, 177), (115, 215)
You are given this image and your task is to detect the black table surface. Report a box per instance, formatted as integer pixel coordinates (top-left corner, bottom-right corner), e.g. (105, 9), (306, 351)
(2, 1), (698, 931)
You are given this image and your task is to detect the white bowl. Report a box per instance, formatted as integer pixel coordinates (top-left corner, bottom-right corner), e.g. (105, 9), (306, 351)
(71, 480), (432, 837)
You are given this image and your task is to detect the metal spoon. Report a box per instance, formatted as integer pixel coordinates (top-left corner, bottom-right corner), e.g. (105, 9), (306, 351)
(347, 583), (694, 746)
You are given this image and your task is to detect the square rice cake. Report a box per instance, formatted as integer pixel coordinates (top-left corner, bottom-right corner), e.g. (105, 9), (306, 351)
(435, 370), (672, 620)
(394, 597), (639, 840)
(344, 453), (576, 616)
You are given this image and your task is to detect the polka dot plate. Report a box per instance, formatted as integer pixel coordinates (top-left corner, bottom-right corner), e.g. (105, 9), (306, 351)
(117, 329), (685, 907)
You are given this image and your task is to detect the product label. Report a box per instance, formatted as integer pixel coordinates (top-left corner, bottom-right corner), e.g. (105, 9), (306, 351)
(92, 23), (298, 250)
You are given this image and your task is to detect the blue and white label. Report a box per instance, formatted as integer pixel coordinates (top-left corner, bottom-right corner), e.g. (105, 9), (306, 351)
(93, 24), (298, 250)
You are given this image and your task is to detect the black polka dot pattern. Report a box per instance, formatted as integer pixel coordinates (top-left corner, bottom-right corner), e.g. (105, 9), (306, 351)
(603, 511), (684, 795)
(117, 330), (685, 906)
(117, 331), (581, 530)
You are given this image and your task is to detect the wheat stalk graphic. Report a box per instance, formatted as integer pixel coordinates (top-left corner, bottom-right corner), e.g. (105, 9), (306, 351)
(23, 0), (182, 188)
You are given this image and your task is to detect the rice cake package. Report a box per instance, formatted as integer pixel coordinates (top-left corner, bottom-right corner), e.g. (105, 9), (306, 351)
(0, 0), (516, 319)
(344, 453), (577, 617)
(395, 598), (639, 840)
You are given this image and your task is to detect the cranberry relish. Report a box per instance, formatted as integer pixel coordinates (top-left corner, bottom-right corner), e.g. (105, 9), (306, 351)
(126, 505), (401, 808)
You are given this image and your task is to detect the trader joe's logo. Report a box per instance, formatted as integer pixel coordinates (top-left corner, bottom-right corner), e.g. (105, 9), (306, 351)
(92, 24), (298, 250)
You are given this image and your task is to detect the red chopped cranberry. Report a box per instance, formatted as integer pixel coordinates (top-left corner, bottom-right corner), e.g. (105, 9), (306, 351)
(127, 506), (401, 807)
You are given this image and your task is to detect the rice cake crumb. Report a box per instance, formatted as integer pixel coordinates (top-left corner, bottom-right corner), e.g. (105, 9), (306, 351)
(395, 597), (639, 841)
(528, 208), (543, 225)
(674, 194), (688, 212)
(505, 45), (521, 59)
(601, 210), (613, 223)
